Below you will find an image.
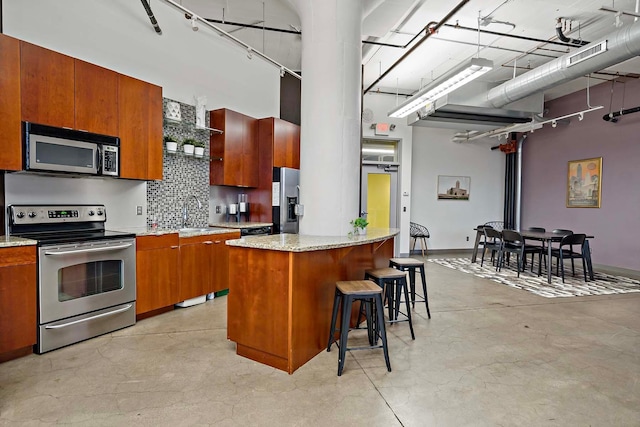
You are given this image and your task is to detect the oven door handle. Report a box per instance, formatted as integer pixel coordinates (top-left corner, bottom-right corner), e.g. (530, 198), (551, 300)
(44, 304), (133, 329)
(44, 243), (133, 256)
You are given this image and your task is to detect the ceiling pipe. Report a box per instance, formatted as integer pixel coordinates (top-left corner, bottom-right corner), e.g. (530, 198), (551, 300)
(487, 19), (640, 108)
(140, 0), (162, 35)
(555, 18), (590, 46)
(444, 23), (579, 48)
(363, 0), (471, 94)
(603, 105), (640, 121)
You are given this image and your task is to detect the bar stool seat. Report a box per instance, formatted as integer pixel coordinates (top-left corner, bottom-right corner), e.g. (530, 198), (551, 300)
(389, 257), (431, 319)
(364, 268), (415, 340)
(327, 280), (391, 376)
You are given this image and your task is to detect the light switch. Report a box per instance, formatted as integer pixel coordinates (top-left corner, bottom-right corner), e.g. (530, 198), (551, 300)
(136, 206), (142, 215)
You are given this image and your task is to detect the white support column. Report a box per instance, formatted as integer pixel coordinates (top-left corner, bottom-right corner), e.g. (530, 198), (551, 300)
(294, 0), (363, 236)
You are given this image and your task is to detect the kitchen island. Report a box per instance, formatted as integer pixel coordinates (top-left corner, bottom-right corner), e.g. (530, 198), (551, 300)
(226, 228), (398, 374)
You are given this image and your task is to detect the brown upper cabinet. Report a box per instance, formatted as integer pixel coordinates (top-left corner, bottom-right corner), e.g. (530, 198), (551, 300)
(0, 34), (22, 171)
(20, 41), (75, 129)
(210, 108), (258, 187)
(74, 59), (119, 136)
(118, 74), (163, 180)
(261, 117), (300, 169)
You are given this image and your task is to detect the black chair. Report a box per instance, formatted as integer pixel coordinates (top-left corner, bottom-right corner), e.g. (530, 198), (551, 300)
(524, 227), (546, 272)
(483, 221), (505, 232)
(481, 227), (502, 268)
(498, 230), (543, 277)
(410, 222), (430, 257)
(550, 233), (588, 283)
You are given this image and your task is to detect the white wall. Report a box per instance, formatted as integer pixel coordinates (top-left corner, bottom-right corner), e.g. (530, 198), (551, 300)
(362, 93), (413, 255)
(411, 127), (505, 250)
(4, 0), (281, 228)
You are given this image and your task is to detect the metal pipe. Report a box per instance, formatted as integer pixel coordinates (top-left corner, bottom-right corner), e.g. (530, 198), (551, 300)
(161, 0), (301, 80)
(515, 134), (526, 230)
(603, 105), (640, 121)
(364, 0), (471, 94)
(140, 0), (162, 35)
(443, 23), (579, 48)
(555, 18), (589, 46)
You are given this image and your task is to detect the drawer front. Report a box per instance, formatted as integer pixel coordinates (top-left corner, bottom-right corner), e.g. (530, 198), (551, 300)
(137, 234), (179, 251)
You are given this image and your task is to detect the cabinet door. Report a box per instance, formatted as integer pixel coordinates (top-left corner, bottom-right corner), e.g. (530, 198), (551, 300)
(179, 240), (212, 301)
(242, 115), (259, 187)
(210, 232), (240, 293)
(74, 59), (119, 136)
(20, 41), (75, 128)
(119, 74), (162, 180)
(0, 247), (37, 355)
(273, 118), (300, 169)
(0, 34), (22, 171)
(136, 234), (179, 315)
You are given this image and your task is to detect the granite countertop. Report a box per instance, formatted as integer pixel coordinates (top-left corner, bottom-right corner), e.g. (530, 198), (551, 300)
(226, 228), (399, 252)
(209, 222), (273, 229)
(109, 227), (241, 238)
(0, 236), (38, 248)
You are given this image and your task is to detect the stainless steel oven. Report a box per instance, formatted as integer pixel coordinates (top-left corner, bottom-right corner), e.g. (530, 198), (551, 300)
(8, 204), (136, 353)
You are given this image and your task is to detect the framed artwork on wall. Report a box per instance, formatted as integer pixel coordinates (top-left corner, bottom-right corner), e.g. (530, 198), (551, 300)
(437, 175), (470, 200)
(567, 157), (602, 208)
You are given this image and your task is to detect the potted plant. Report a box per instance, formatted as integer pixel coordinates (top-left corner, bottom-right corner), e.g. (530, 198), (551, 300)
(164, 135), (178, 153)
(182, 138), (197, 156)
(350, 216), (369, 236)
(192, 139), (206, 158)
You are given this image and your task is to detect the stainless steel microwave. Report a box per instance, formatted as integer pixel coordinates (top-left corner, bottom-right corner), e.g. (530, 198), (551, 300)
(23, 122), (120, 176)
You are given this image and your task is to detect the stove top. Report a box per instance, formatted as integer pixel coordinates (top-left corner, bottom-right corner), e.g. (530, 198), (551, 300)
(7, 204), (135, 246)
(13, 230), (136, 246)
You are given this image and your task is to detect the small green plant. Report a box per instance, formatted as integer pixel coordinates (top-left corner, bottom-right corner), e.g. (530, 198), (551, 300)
(191, 139), (206, 148)
(163, 135), (178, 143)
(349, 217), (369, 237)
(182, 138), (198, 147)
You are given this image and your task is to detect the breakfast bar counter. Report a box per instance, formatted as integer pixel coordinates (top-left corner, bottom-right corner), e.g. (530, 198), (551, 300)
(226, 228), (398, 374)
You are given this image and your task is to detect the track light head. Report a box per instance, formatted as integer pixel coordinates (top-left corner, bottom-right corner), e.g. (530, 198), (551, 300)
(191, 16), (199, 31)
(247, 48), (253, 59)
(579, 113), (584, 121)
(551, 120), (557, 128)
(280, 67), (285, 77)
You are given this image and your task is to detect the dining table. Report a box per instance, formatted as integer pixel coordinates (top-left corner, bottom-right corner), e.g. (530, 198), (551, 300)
(471, 227), (594, 284)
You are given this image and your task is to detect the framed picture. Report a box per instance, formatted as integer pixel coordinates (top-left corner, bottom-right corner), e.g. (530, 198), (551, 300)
(567, 157), (602, 208)
(437, 175), (470, 200)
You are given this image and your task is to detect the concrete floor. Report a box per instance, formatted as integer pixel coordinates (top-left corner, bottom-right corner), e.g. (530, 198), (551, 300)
(1, 255), (639, 426)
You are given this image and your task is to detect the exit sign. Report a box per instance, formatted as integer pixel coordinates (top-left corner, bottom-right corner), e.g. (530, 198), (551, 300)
(375, 123), (389, 135)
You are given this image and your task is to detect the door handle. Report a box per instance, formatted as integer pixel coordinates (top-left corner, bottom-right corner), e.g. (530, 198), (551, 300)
(44, 304), (133, 329)
(44, 243), (133, 256)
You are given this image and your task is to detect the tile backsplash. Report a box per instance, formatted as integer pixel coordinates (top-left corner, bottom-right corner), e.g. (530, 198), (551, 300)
(147, 99), (210, 229)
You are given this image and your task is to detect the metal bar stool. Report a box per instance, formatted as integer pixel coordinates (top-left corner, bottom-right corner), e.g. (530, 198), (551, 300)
(389, 258), (431, 319)
(364, 268), (415, 340)
(327, 280), (391, 376)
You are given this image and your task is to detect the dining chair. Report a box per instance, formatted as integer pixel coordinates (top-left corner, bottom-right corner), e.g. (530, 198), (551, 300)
(410, 222), (430, 257)
(481, 227), (502, 268)
(550, 233), (588, 283)
(498, 230), (543, 277)
(483, 221), (505, 232)
(524, 227), (546, 272)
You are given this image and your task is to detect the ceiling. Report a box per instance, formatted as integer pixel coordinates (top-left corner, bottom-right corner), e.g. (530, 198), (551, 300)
(179, 0), (640, 102)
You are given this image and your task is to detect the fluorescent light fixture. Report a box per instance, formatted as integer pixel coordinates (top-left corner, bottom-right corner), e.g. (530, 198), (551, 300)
(362, 148), (395, 154)
(388, 57), (493, 119)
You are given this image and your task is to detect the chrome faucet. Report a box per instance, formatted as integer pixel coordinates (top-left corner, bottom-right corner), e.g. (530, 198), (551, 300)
(182, 195), (202, 228)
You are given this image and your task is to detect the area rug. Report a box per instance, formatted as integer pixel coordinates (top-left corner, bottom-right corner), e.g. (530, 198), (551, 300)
(428, 257), (640, 298)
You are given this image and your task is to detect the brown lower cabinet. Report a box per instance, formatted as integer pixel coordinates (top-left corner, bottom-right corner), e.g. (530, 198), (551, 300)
(136, 231), (240, 316)
(0, 246), (37, 361)
(135, 234), (180, 315)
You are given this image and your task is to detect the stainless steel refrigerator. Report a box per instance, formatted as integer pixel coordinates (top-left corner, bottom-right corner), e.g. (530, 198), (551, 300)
(272, 167), (300, 234)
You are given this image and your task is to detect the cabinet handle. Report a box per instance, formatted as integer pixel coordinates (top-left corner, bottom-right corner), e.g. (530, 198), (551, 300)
(171, 245), (179, 249)
(214, 240), (222, 244)
(204, 241), (213, 245)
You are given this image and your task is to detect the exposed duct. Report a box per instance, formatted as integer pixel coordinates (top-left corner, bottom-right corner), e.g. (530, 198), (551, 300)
(487, 19), (640, 108)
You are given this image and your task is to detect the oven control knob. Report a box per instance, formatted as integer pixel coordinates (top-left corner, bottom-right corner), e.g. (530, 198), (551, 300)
(88, 210), (95, 216)
(28, 211), (37, 218)
(97, 210), (104, 216)
(16, 211), (25, 219)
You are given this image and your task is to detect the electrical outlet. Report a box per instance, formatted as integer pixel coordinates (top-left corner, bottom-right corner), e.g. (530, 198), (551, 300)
(136, 206), (143, 215)
(466, 236), (469, 241)
(215, 206), (221, 214)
